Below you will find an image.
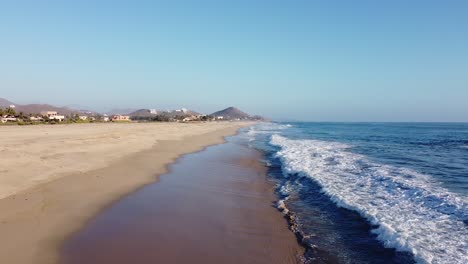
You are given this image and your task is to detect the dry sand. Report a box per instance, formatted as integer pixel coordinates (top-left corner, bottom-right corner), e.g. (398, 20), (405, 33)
(0, 122), (250, 264)
(0, 122), (248, 199)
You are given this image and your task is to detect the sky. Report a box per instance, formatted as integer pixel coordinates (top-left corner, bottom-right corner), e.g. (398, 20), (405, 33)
(0, 0), (467, 121)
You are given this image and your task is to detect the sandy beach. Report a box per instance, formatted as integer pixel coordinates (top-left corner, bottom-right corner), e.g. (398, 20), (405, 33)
(61, 133), (303, 264)
(0, 122), (250, 264)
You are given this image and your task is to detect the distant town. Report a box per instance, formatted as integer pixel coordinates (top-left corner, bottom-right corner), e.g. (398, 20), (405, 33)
(0, 98), (265, 125)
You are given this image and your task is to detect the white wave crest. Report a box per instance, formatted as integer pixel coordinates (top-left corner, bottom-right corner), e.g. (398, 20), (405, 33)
(270, 134), (468, 264)
(245, 123), (292, 142)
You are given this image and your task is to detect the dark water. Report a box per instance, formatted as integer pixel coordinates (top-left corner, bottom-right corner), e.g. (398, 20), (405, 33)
(245, 122), (468, 264)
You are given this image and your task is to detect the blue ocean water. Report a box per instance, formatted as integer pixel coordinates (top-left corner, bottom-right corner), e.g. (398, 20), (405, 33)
(244, 122), (468, 264)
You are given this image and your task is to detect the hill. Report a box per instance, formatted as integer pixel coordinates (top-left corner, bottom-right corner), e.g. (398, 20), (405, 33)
(106, 108), (138, 115)
(0, 98), (15, 108)
(128, 109), (156, 117)
(15, 104), (80, 115)
(210, 107), (251, 120)
(0, 98), (86, 115)
(209, 107), (267, 121)
(128, 108), (200, 118)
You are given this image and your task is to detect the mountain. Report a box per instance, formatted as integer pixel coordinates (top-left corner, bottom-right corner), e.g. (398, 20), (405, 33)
(128, 109), (156, 117)
(128, 108), (201, 118)
(66, 104), (99, 114)
(210, 107), (251, 119)
(0, 98), (87, 115)
(106, 108), (139, 115)
(0, 98), (15, 108)
(209, 107), (267, 121)
(15, 104), (81, 115)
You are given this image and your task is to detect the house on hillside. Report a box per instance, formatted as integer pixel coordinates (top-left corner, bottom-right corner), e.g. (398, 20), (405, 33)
(78, 115), (88, 121)
(111, 115), (130, 121)
(40, 111), (65, 122)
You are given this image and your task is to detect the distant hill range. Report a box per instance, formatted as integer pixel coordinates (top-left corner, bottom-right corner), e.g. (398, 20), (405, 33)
(106, 108), (139, 115)
(1, 98), (266, 121)
(0, 98), (15, 108)
(128, 106), (265, 121)
(0, 97), (94, 115)
(209, 107), (266, 121)
(128, 108), (200, 118)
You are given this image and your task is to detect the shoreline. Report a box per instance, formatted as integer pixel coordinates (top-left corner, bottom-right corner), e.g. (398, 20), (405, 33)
(0, 122), (251, 264)
(61, 132), (304, 264)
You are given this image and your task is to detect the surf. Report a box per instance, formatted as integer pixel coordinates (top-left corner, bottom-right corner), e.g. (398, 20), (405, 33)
(270, 134), (468, 264)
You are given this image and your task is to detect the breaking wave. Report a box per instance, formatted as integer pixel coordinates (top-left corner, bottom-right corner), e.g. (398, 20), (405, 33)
(270, 134), (468, 264)
(246, 123), (292, 139)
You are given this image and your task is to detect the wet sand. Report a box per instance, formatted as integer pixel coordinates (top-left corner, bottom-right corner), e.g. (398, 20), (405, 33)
(0, 122), (249, 264)
(60, 135), (303, 263)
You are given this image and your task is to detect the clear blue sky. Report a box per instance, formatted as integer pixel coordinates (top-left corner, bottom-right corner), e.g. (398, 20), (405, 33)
(1, 0), (467, 121)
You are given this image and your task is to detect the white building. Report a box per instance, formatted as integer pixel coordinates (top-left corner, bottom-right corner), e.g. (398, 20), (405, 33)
(111, 115), (130, 121)
(29, 116), (43, 122)
(41, 111), (65, 122)
(1, 116), (17, 123)
(150, 109), (157, 114)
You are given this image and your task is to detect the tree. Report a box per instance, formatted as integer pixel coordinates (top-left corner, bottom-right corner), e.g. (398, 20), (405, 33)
(6, 107), (16, 116)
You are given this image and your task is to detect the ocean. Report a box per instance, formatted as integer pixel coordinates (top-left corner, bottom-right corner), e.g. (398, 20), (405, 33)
(244, 122), (468, 264)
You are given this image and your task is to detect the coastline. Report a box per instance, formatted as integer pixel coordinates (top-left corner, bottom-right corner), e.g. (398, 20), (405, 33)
(0, 122), (251, 264)
(61, 132), (304, 264)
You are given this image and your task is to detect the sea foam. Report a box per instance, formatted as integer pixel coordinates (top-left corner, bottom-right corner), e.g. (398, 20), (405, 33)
(270, 134), (468, 264)
(245, 123), (292, 142)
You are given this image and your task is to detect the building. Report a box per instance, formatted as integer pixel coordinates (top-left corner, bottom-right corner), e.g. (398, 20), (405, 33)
(78, 115), (88, 121)
(150, 109), (157, 114)
(40, 111), (65, 122)
(1, 116), (17, 123)
(102, 114), (110, 122)
(29, 116), (43, 122)
(175, 108), (188, 114)
(111, 115), (130, 121)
